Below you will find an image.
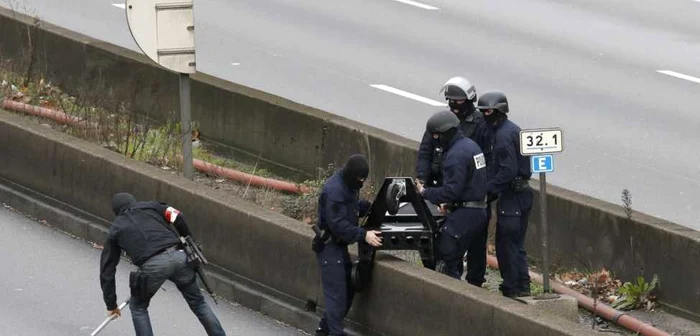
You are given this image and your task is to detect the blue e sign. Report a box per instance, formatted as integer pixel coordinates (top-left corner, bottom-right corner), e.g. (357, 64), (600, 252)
(531, 155), (554, 173)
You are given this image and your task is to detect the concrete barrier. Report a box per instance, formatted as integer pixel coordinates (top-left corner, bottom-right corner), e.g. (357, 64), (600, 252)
(0, 111), (598, 335)
(1, 6), (699, 319)
(525, 184), (700, 320)
(0, 6), (415, 182)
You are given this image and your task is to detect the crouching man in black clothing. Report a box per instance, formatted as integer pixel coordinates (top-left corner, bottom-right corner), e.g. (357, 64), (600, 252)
(99, 192), (226, 336)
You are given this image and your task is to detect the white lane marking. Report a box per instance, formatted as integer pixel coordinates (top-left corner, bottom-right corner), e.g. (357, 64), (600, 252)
(657, 70), (700, 84)
(231, 63), (241, 66)
(390, 0), (439, 10)
(112, 3), (126, 9)
(370, 84), (447, 107)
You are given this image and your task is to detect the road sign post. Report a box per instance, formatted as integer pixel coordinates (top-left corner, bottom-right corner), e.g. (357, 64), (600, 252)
(520, 128), (563, 300)
(125, 0), (197, 180)
(179, 73), (193, 180)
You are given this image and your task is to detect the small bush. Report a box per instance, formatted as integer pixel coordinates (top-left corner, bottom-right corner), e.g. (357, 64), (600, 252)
(280, 163), (335, 224)
(612, 274), (659, 311)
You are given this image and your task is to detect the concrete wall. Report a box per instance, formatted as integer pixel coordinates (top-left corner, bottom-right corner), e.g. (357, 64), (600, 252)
(0, 111), (596, 336)
(1, 6), (699, 320)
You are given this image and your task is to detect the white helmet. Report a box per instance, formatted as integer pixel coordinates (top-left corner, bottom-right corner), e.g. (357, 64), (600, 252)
(439, 76), (476, 101)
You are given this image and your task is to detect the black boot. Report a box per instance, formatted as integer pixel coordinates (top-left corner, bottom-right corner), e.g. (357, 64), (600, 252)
(314, 327), (329, 336)
(502, 292), (518, 299)
(518, 290), (532, 297)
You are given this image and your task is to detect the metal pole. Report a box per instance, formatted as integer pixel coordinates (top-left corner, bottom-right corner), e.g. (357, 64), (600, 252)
(90, 299), (130, 336)
(540, 172), (550, 292)
(179, 73), (194, 180)
(536, 172), (559, 300)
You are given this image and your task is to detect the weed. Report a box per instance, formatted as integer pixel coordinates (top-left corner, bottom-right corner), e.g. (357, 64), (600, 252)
(530, 282), (544, 296)
(130, 120), (181, 166)
(621, 189), (633, 220)
(279, 163), (335, 224)
(611, 274), (659, 311)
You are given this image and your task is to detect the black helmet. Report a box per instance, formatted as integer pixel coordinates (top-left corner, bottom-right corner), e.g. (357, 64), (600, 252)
(440, 76), (477, 101)
(476, 91), (509, 113)
(426, 110), (460, 133)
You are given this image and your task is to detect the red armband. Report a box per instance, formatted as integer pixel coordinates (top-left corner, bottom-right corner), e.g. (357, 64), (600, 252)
(164, 206), (180, 224)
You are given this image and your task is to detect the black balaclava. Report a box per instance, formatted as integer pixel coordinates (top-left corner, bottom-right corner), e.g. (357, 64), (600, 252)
(437, 128), (459, 149)
(341, 154), (369, 190)
(483, 110), (506, 126)
(112, 192), (137, 215)
(449, 100), (476, 120)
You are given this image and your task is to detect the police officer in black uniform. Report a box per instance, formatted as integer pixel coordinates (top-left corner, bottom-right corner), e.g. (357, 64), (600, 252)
(99, 193), (226, 336)
(415, 76), (487, 287)
(417, 76), (483, 187)
(415, 110), (488, 281)
(475, 91), (534, 298)
(313, 155), (383, 336)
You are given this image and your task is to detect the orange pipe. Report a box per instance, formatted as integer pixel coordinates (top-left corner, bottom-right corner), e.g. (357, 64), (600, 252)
(193, 158), (311, 195)
(486, 255), (670, 336)
(2, 99), (311, 195)
(1, 99), (98, 128)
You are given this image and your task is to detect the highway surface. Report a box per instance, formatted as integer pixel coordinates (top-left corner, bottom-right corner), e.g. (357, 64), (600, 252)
(0, 204), (307, 335)
(1, 0), (699, 228)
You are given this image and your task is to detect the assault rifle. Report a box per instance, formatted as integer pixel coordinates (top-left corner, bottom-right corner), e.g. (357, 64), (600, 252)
(180, 235), (218, 304)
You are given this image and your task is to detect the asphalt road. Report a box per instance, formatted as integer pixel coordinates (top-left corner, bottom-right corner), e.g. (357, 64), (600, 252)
(0, 204), (308, 336)
(1, 0), (699, 229)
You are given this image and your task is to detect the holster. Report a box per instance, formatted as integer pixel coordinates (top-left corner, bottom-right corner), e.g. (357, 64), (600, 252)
(311, 224), (330, 253)
(129, 270), (150, 301)
(510, 176), (530, 192)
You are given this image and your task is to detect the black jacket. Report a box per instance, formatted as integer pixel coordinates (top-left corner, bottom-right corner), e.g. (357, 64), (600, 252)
(422, 134), (487, 205)
(99, 201), (193, 310)
(477, 119), (532, 195)
(416, 111), (484, 182)
(315, 170), (371, 263)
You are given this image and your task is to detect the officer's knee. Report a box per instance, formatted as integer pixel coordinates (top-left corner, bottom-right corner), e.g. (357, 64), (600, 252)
(130, 297), (150, 311)
(436, 235), (460, 260)
(496, 216), (520, 238)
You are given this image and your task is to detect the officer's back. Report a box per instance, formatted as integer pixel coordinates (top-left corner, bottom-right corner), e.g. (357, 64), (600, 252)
(500, 120), (531, 179)
(480, 119), (531, 193)
(110, 198), (180, 267)
(443, 135), (488, 203)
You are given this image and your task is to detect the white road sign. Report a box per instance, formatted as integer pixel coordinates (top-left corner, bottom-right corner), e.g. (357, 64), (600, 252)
(125, 0), (196, 74)
(519, 128), (563, 155)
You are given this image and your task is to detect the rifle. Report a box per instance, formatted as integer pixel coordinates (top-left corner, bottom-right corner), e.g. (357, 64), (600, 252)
(180, 235), (218, 304)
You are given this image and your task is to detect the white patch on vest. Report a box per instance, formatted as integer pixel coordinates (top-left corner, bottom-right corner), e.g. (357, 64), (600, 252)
(165, 206), (180, 224)
(474, 153), (486, 169)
